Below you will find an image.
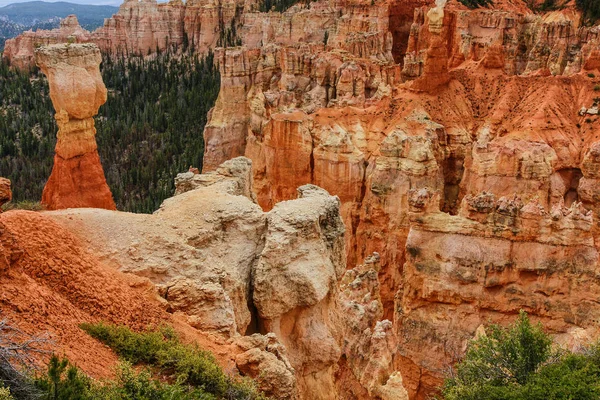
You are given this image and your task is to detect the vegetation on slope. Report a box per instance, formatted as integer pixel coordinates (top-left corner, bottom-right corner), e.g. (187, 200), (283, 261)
(0, 319), (266, 399)
(78, 322), (267, 399)
(442, 311), (600, 400)
(0, 47), (220, 213)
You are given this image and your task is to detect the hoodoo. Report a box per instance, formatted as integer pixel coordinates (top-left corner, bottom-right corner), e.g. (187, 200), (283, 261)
(35, 43), (116, 210)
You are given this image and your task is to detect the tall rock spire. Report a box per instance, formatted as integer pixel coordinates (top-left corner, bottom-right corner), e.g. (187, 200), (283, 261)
(35, 43), (116, 210)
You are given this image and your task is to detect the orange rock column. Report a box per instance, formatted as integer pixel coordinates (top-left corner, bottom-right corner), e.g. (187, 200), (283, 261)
(35, 43), (116, 210)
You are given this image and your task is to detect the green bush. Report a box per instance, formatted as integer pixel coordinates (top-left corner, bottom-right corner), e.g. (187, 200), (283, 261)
(35, 355), (93, 400)
(458, 0), (493, 9)
(35, 355), (216, 400)
(80, 323), (267, 400)
(442, 311), (600, 400)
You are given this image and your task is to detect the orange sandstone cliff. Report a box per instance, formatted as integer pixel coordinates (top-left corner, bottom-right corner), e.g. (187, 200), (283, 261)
(4, 0), (600, 399)
(35, 43), (116, 211)
(196, 0), (600, 398)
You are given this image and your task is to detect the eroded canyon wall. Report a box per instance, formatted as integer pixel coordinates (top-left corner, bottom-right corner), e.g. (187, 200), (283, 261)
(5, 0), (600, 398)
(198, 0), (600, 398)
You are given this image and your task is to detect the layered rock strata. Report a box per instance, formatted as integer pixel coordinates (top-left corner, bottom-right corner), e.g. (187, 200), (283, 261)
(196, 2), (600, 399)
(6, 0), (600, 398)
(395, 188), (600, 397)
(35, 44), (115, 210)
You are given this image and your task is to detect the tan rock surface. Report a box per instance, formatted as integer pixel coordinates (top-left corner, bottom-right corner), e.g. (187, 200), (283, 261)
(49, 158), (350, 399)
(0, 209), (235, 379)
(35, 44), (115, 211)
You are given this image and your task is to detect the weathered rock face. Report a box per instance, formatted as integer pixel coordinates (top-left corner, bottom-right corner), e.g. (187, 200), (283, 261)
(3, 15), (91, 70)
(0, 178), (11, 210)
(233, 333), (298, 399)
(35, 44), (115, 211)
(48, 157), (348, 399)
(396, 188), (600, 397)
(253, 184), (345, 399)
(91, 0), (186, 56)
(337, 252), (408, 400)
(195, 1), (600, 399)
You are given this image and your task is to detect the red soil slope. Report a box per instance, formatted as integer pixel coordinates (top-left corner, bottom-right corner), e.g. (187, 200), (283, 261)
(0, 210), (230, 378)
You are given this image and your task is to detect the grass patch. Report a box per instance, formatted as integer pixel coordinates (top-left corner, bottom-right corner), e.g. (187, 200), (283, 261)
(1, 201), (44, 212)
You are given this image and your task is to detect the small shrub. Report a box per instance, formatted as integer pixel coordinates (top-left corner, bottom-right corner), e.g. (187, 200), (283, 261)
(35, 356), (214, 400)
(35, 355), (93, 400)
(594, 85), (600, 91)
(80, 322), (267, 399)
(443, 311), (552, 399)
(586, 118), (593, 123)
(588, 73), (596, 78)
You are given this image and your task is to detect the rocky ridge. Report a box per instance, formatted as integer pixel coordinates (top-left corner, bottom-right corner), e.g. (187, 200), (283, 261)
(48, 157), (362, 399)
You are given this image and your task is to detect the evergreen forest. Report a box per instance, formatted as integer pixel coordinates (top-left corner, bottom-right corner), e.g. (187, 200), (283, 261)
(0, 48), (220, 213)
(577, 0), (600, 24)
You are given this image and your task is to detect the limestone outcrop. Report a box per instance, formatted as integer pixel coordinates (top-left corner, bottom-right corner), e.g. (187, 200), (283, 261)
(395, 188), (600, 397)
(0, 208), (239, 379)
(48, 157), (350, 399)
(35, 43), (115, 211)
